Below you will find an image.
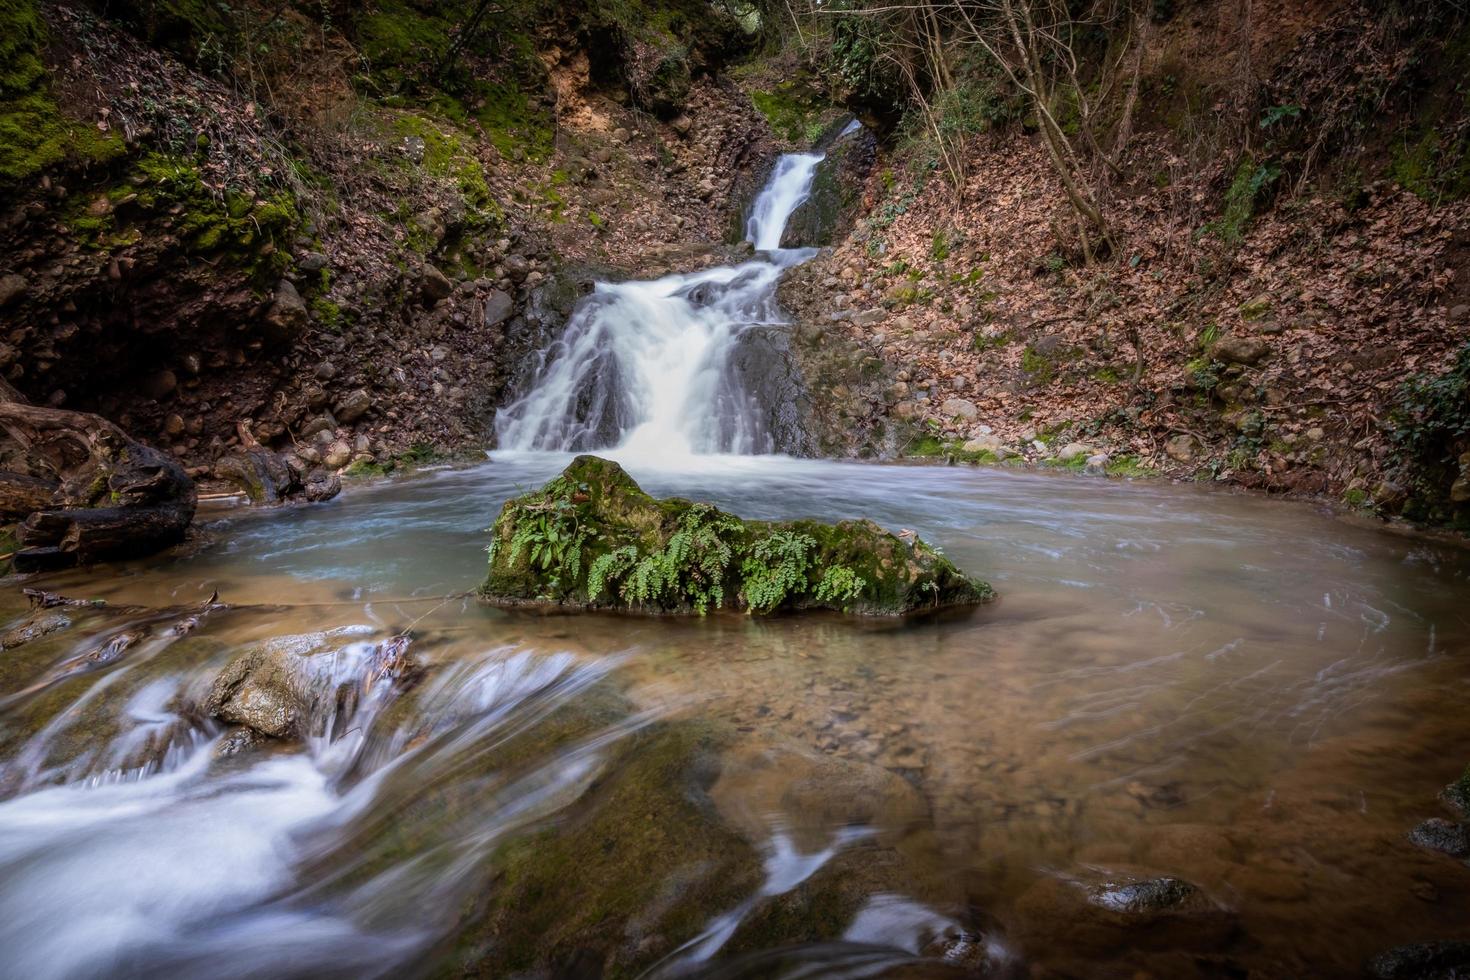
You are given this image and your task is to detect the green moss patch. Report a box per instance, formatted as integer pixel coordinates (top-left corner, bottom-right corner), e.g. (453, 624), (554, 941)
(64, 151), (299, 281)
(481, 456), (991, 616)
(0, 0), (126, 185)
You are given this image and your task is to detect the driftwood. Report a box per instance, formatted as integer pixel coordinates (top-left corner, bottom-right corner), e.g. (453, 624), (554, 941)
(0, 399), (197, 572)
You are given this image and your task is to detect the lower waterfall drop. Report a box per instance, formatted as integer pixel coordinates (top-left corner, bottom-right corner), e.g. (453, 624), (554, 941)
(494, 149), (830, 459)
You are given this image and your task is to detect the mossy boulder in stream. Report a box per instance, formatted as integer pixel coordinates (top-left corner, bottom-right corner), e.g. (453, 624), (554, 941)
(480, 455), (992, 615)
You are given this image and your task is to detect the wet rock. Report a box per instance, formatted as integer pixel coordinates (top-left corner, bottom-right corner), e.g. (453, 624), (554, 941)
(1014, 868), (1234, 958)
(1368, 941), (1470, 979)
(1408, 818), (1470, 857)
(1450, 453), (1470, 504)
(1, 611), (72, 650)
(215, 449), (296, 504)
(1214, 334), (1270, 365)
(205, 646), (308, 738)
(1442, 774), (1470, 816)
(334, 388), (371, 424)
(297, 251), (329, 272)
(263, 279), (308, 342)
(0, 274), (27, 308)
(1088, 876), (1201, 914)
(481, 455), (992, 616)
(302, 468), (341, 502)
(483, 288), (514, 328)
(214, 726), (267, 757)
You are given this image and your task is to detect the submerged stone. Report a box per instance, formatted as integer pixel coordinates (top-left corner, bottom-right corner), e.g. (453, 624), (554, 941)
(479, 455), (992, 616)
(1408, 817), (1470, 857)
(1368, 941), (1470, 979)
(0, 610), (72, 649)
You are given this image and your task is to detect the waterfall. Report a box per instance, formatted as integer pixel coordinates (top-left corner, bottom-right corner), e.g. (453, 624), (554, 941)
(494, 151), (828, 461)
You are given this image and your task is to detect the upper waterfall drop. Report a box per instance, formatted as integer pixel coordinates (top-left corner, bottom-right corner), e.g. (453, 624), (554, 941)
(494, 146), (832, 461)
(745, 152), (824, 251)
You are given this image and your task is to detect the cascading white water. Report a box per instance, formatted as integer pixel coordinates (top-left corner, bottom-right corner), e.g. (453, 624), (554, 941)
(744, 152), (824, 251)
(494, 150), (831, 461)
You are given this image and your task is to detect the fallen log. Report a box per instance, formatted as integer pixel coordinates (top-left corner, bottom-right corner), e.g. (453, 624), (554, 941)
(0, 399), (197, 571)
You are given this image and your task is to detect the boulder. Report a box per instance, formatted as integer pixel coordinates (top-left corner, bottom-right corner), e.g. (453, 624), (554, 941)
(940, 397), (979, 421)
(1214, 335), (1270, 365)
(297, 251), (329, 272)
(484, 288), (514, 328)
(1165, 434), (1198, 462)
(262, 279), (308, 342)
(0, 274), (28, 308)
(421, 264), (454, 301)
(1058, 442), (1093, 462)
(323, 439), (353, 470)
(962, 434), (1003, 454)
(502, 254), (531, 283)
(335, 388), (372, 424)
(1450, 452), (1470, 504)
(481, 455), (992, 616)
(205, 644), (308, 738)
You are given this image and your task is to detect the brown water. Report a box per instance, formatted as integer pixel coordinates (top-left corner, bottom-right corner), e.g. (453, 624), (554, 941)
(1, 454), (1468, 978)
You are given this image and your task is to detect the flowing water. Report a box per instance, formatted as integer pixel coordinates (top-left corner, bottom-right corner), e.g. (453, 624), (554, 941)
(493, 151), (825, 458)
(2, 457), (1469, 978)
(4, 149), (1470, 978)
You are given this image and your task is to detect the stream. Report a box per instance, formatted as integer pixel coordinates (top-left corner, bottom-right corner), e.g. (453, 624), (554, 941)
(2, 140), (1469, 979)
(2, 457), (1469, 977)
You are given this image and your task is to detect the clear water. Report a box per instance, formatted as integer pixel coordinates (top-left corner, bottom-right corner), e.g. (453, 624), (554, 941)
(3, 455), (1469, 977)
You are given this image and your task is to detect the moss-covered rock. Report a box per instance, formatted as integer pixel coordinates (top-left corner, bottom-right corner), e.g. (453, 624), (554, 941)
(448, 719), (763, 977)
(480, 455), (992, 615)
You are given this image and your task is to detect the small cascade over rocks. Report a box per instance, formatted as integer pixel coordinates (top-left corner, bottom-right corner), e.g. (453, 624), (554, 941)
(494, 144), (843, 461)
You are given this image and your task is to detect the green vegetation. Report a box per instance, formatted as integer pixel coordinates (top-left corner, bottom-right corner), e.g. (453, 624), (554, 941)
(62, 151), (298, 281)
(389, 113), (502, 224)
(749, 83), (831, 145)
(1388, 342), (1470, 523)
(1209, 156), (1281, 244)
(483, 456), (991, 615)
(0, 0), (125, 184)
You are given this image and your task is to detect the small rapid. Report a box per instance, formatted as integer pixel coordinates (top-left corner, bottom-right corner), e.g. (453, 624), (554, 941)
(493, 149), (829, 460)
(2, 458), (1470, 977)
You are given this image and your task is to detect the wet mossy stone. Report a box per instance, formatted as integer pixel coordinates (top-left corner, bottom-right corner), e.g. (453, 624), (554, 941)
(480, 455), (993, 616)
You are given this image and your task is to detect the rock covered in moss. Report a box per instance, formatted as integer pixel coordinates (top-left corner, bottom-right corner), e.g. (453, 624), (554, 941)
(480, 455), (992, 616)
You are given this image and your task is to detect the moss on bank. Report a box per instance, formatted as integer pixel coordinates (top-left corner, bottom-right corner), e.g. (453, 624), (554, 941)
(481, 455), (991, 616)
(62, 150), (299, 282)
(0, 0), (126, 184)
